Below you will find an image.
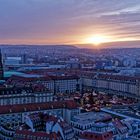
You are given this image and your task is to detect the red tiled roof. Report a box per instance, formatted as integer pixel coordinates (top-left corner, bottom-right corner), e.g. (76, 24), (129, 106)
(98, 74), (140, 82)
(15, 112), (73, 139)
(43, 114), (58, 123)
(5, 75), (79, 91)
(82, 73), (140, 82)
(80, 131), (113, 140)
(7, 75), (79, 86)
(0, 100), (78, 115)
(14, 129), (61, 140)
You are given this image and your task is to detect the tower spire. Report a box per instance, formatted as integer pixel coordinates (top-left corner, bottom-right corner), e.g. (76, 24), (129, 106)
(0, 49), (4, 80)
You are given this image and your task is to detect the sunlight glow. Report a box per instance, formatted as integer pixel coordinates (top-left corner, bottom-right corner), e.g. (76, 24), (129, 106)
(85, 35), (111, 45)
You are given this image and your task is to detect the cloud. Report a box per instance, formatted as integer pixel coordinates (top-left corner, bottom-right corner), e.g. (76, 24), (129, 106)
(0, 0), (140, 44)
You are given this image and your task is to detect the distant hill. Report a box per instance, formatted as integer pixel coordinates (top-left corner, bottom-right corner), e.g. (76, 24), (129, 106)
(0, 44), (78, 50)
(0, 44), (79, 56)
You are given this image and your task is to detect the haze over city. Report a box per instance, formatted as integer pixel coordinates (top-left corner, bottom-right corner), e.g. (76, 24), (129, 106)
(1, 1), (140, 140)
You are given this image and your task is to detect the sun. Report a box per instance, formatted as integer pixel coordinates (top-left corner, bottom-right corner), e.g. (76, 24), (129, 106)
(85, 35), (110, 45)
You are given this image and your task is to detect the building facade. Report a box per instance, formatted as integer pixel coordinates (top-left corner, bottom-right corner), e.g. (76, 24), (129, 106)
(14, 112), (75, 140)
(81, 73), (140, 98)
(0, 86), (54, 105)
(0, 100), (80, 140)
(7, 75), (80, 94)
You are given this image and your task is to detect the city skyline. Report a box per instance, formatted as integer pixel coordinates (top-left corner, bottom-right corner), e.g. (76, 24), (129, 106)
(1, 1), (140, 140)
(0, 0), (140, 47)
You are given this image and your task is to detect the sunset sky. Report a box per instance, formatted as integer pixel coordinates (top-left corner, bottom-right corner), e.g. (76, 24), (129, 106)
(0, 0), (140, 46)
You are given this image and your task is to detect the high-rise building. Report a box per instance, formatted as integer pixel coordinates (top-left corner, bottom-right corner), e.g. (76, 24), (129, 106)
(0, 49), (4, 80)
(22, 53), (26, 64)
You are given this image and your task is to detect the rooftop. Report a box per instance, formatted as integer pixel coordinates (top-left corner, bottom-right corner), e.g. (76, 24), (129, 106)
(14, 112), (74, 140)
(4, 71), (25, 78)
(0, 100), (78, 115)
(14, 130), (61, 139)
(102, 104), (140, 121)
(80, 131), (113, 140)
(72, 112), (112, 124)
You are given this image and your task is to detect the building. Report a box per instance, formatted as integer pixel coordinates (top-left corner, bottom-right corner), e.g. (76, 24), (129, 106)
(79, 131), (113, 140)
(0, 86), (54, 105)
(81, 73), (140, 98)
(71, 112), (114, 137)
(7, 74), (80, 94)
(14, 112), (75, 140)
(71, 111), (140, 140)
(0, 100), (80, 140)
(4, 57), (22, 65)
(102, 104), (140, 139)
(0, 49), (4, 80)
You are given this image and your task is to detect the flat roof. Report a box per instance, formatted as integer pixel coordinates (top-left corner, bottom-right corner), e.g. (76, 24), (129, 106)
(123, 137), (139, 140)
(102, 104), (140, 121)
(17, 73), (43, 78)
(4, 71), (43, 78)
(4, 71), (25, 78)
(72, 112), (112, 124)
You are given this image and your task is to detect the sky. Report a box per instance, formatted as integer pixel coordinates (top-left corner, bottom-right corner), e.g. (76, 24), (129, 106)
(0, 0), (140, 46)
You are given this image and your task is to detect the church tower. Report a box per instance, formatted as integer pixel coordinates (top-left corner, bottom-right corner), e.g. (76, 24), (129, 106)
(0, 49), (4, 80)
